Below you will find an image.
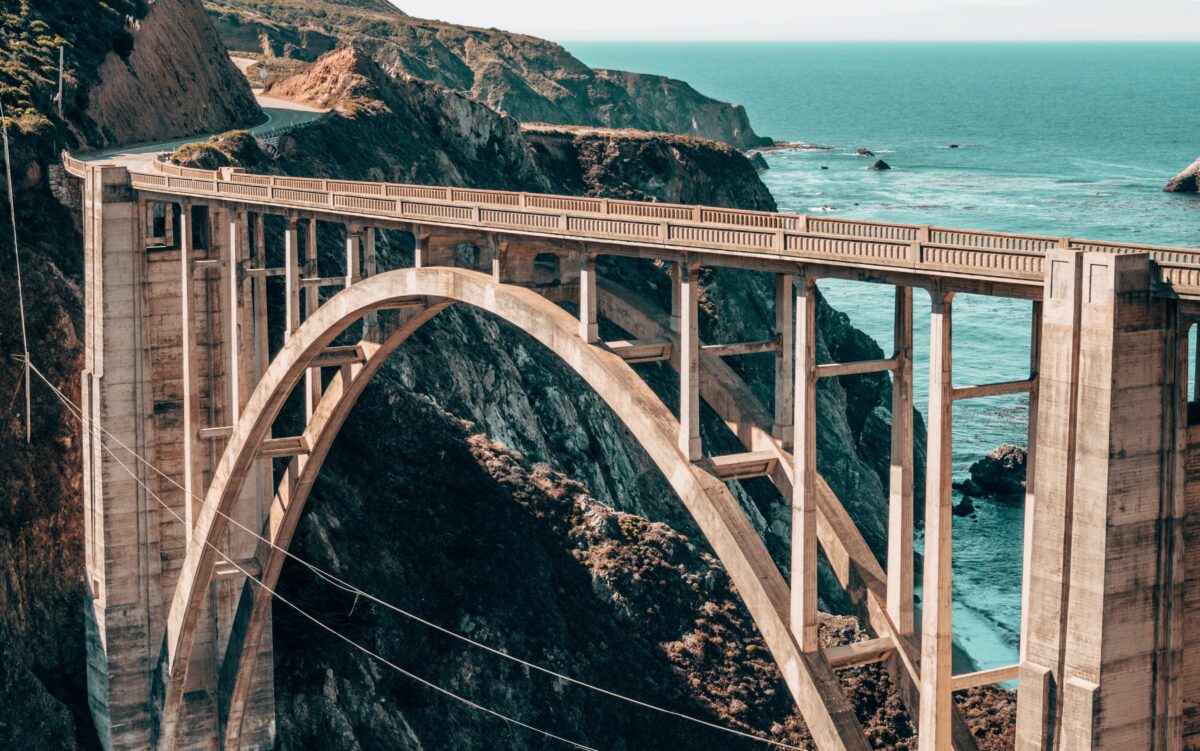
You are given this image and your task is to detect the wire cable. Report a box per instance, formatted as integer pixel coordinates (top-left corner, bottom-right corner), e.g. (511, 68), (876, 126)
(1, 98), (31, 443)
(38, 364), (599, 751)
(26, 358), (802, 750)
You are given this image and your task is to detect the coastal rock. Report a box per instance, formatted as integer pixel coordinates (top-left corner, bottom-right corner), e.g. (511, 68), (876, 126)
(868, 159), (891, 171)
(749, 152), (770, 171)
(856, 147), (875, 157)
(1164, 157), (1200, 192)
(955, 443), (1028, 500)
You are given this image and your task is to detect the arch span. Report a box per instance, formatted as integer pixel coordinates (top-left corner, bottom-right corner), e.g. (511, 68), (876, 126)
(157, 267), (870, 751)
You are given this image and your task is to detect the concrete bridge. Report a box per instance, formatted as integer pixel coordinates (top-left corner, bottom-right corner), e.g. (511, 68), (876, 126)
(64, 151), (1200, 751)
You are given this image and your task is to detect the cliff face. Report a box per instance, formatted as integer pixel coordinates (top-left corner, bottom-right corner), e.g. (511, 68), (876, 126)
(84, 0), (261, 147)
(203, 0), (771, 148)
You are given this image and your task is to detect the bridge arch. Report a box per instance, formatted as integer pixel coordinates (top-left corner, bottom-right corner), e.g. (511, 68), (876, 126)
(156, 266), (869, 750)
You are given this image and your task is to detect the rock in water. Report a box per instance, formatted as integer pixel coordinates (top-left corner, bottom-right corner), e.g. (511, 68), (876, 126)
(948, 143), (961, 149)
(955, 443), (1028, 501)
(856, 147), (875, 157)
(749, 152), (770, 171)
(868, 159), (891, 171)
(1164, 157), (1200, 192)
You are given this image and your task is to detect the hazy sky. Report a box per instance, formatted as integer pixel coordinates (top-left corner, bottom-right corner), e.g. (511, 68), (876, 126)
(389, 0), (1200, 41)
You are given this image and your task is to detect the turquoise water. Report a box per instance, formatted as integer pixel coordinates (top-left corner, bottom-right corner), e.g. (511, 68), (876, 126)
(568, 41), (1200, 670)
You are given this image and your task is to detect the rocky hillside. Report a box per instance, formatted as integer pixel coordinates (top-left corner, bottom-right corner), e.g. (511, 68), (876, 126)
(203, 0), (770, 148)
(0, 1), (258, 747)
(266, 45), (548, 189)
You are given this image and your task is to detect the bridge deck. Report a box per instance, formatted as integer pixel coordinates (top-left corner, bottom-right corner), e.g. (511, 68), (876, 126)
(63, 153), (1200, 300)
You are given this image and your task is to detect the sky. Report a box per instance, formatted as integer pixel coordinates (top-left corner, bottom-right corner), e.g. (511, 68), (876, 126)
(388, 0), (1200, 41)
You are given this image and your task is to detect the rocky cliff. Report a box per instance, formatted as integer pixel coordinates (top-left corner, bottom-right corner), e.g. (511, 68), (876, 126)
(204, 0), (771, 148)
(83, 0), (262, 147)
(1165, 156), (1200, 193)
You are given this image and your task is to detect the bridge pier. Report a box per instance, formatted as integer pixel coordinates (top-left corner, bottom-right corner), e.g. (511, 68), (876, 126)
(1017, 251), (1191, 751)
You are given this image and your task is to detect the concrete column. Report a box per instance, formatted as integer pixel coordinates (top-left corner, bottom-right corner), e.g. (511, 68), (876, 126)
(284, 218), (300, 339)
(1017, 251), (1083, 751)
(774, 273), (795, 450)
(919, 289), (954, 751)
(362, 226), (378, 339)
(579, 252), (599, 343)
(344, 225), (361, 286)
(669, 261), (682, 333)
(304, 219), (320, 417)
(414, 229), (429, 269)
(180, 204), (198, 533)
(888, 285), (915, 636)
(791, 274), (819, 652)
(81, 164), (157, 750)
(225, 211), (250, 422)
(1058, 253), (1183, 751)
(164, 202), (175, 248)
(677, 261), (702, 461)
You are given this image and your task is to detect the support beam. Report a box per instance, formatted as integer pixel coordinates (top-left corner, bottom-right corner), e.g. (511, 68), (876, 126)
(951, 377), (1035, 402)
(888, 286), (915, 636)
(677, 261), (702, 461)
(708, 451), (778, 481)
(701, 339), (781, 357)
(579, 252), (599, 343)
(920, 289), (955, 751)
(817, 357), (900, 379)
(197, 426), (233, 441)
(244, 267), (285, 279)
(259, 436), (311, 458)
(605, 339), (672, 363)
(825, 636), (897, 671)
(311, 345), (367, 369)
(299, 277), (348, 289)
(774, 273), (795, 450)
(791, 273), (819, 653)
(952, 664), (1020, 692)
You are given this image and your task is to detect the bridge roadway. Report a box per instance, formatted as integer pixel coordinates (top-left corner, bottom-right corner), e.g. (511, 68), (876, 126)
(68, 152), (1200, 751)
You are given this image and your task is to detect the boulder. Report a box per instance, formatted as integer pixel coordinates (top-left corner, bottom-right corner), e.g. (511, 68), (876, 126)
(868, 159), (891, 171)
(749, 152), (769, 171)
(1164, 157), (1200, 192)
(856, 147), (875, 157)
(954, 443), (1027, 501)
(948, 143), (960, 149)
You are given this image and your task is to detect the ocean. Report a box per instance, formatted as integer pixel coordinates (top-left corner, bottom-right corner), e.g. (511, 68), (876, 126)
(567, 41), (1200, 671)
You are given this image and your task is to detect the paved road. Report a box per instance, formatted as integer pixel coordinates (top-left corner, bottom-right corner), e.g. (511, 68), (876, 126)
(78, 93), (326, 169)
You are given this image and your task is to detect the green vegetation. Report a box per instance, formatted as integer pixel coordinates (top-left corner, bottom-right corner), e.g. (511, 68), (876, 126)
(169, 130), (273, 171)
(0, 0), (144, 126)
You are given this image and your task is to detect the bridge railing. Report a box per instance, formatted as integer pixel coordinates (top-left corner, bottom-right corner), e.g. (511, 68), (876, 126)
(124, 161), (1200, 297)
(61, 152), (88, 178)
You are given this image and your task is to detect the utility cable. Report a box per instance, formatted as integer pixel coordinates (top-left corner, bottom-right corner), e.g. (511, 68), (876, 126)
(26, 359), (802, 750)
(37, 364), (598, 751)
(1, 98), (31, 443)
